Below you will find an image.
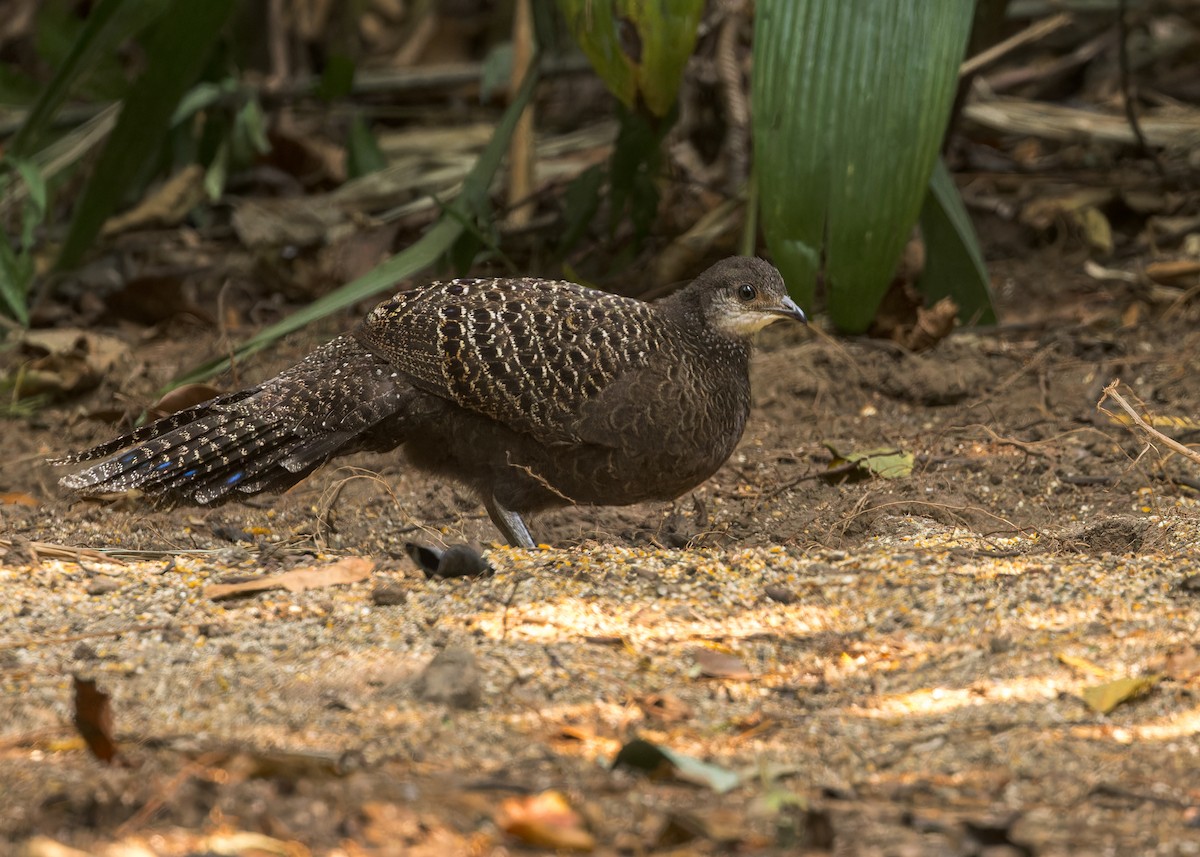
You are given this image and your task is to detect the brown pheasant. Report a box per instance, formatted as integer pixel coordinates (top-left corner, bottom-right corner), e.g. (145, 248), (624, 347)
(57, 256), (806, 547)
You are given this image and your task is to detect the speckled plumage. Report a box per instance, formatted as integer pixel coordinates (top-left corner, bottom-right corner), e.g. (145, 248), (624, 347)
(57, 256), (805, 546)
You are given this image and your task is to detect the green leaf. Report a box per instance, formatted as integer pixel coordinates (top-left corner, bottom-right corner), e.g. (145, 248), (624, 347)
(346, 113), (387, 179)
(204, 138), (229, 201)
(918, 159), (995, 325)
(13, 0), (165, 157)
(824, 445), (914, 481)
(232, 98), (271, 163)
(56, 0), (237, 270)
(0, 239), (33, 325)
(753, 0), (975, 332)
(556, 0), (703, 117)
(11, 159), (48, 222)
(171, 79), (238, 126)
(168, 59), (543, 391)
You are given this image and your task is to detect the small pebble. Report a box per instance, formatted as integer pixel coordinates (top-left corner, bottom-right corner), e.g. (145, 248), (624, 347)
(371, 582), (408, 606)
(72, 642), (99, 661)
(414, 645), (482, 710)
(85, 578), (121, 596)
(1177, 574), (1200, 595)
(764, 583), (798, 604)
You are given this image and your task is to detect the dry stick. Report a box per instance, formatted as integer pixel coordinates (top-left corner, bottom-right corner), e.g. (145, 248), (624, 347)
(0, 624), (171, 651)
(1116, 0), (1167, 177)
(506, 0), (536, 227)
(1098, 380), (1200, 468)
(959, 12), (1074, 78)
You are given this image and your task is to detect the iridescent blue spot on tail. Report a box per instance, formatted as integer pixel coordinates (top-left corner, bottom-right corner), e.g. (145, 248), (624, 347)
(155, 460), (173, 471)
(120, 452), (138, 465)
(226, 471), (244, 485)
(183, 469), (198, 478)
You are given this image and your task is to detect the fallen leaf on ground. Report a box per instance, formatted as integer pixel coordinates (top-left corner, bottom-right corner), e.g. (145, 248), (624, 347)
(9, 330), (129, 400)
(72, 677), (120, 764)
(689, 647), (753, 680)
(20, 837), (91, 857)
(823, 445), (914, 481)
(147, 384), (222, 420)
(637, 692), (693, 723)
(0, 492), (39, 508)
(201, 830), (294, 856)
(1058, 652), (1111, 678)
(613, 738), (741, 793)
(101, 163), (206, 236)
(204, 556), (374, 599)
(496, 790), (595, 852)
(1081, 675), (1160, 714)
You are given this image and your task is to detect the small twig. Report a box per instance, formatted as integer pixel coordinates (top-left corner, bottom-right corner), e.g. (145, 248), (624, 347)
(500, 575), (528, 641)
(757, 461), (859, 504)
(716, 0), (750, 196)
(506, 0), (536, 227)
(1116, 0), (1166, 177)
(0, 624), (171, 651)
(960, 12), (1074, 78)
(1098, 380), (1200, 468)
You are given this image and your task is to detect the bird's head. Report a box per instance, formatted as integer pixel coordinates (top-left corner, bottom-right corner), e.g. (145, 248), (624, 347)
(687, 256), (808, 341)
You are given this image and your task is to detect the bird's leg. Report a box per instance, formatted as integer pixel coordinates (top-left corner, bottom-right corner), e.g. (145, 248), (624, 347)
(484, 494), (536, 549)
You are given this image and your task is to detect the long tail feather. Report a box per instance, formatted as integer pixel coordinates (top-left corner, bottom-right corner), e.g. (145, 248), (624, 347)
(56, 335), (410, 505)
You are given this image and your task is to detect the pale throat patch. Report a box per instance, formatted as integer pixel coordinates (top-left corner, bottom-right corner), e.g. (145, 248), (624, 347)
(710, 307), (787, 337)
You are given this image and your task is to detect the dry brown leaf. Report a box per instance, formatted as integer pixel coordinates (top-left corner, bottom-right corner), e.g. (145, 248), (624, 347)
(12, 330), (129, 399)
(690, 647), (754, 681)
(1058, 652), (1110, 678)
(205, 556), (374, 600)
(72, 677), (120, 764)
(102, 164), (207, 236)
(0, 492), (39, 508)
(148, 384), (222, 421)
(496, 790), (595, 852)
(637, 692), (693, 723)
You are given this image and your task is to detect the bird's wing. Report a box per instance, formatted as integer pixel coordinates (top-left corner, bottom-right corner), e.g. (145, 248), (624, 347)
(355, 277), (661, 445)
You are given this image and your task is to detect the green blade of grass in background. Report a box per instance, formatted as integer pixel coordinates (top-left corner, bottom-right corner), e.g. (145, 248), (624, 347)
(56, 0), (237, 270)
(168, 61), (542, 391)
(753, 0), (976, 332)
(919, 158), (995, 324)
(9, 0), (164, 157)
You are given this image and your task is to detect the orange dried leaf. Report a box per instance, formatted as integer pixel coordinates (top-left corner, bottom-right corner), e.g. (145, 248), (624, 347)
(496, 790), (595, 852)
(72, 677), (120, 764)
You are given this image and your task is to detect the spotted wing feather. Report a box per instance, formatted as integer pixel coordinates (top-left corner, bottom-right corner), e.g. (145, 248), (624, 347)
(357, 277), (661, 445)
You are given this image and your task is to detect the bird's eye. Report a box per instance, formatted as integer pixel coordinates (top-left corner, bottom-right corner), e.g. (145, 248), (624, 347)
(737, 283), (757, 302)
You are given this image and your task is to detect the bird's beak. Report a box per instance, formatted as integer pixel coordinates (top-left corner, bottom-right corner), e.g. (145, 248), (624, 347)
(774, 296), (808, 324)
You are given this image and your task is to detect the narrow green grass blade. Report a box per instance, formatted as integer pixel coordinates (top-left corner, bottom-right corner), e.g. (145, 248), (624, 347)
(919, 159), (996, 325)
(167, 62), (542, 391)
(56, 0), (236, 270)
(753, 0), (975, 332)
(10, 0), (164, 157)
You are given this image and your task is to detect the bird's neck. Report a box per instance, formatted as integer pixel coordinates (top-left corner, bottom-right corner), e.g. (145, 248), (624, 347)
(655, 288), (753, 359)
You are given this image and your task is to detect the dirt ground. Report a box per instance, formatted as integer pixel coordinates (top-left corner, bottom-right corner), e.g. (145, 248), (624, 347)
(2, 235), (1200, 857)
